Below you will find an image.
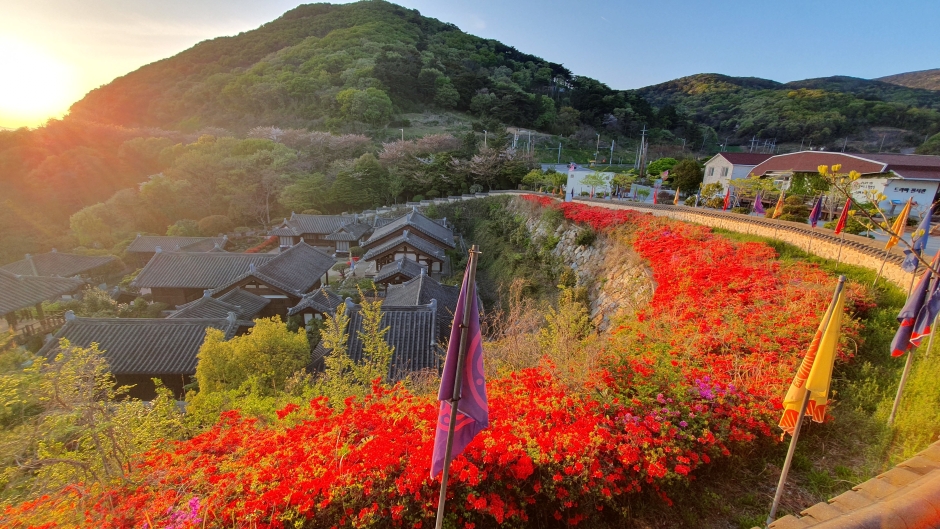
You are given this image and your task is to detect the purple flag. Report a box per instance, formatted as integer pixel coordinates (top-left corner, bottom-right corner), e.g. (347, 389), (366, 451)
(891, 267), (932, 357)
(902, 206), (933, 272)
(431, 263), (488, 479)
(808, 197), (822, 228)
(753, 191), (766, 215)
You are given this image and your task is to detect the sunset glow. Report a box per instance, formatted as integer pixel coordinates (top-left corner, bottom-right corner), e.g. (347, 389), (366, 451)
(0, 36), (80, 129)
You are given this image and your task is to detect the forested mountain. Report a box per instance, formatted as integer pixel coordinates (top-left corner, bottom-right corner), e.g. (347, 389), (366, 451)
(637, 73), (940, 144)
(878, 68), (940, 91)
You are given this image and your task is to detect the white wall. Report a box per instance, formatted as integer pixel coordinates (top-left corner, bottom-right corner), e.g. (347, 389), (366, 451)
(703, 155), (757, 190)
(852, 177), (939, 215)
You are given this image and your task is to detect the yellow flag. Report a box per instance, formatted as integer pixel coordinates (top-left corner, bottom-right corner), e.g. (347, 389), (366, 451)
(673, 189), (680, 205)
(779, 285), (845, 436)
(772, 191), (786, 219)
(885, 198), (913, 250)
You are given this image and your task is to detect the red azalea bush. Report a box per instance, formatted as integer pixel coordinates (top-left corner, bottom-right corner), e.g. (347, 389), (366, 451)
(245, 236), (278, 254)
(2, 196), (870, 528)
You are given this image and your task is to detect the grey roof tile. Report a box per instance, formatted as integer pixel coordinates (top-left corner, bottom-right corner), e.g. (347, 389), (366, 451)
(168, 288), (269, 320)
(38, 315), (244, 375)
(254, 242), (335, 294)
(132, 252), (277, 289)
(325, 221), (373, 241)
(288, 287), (344, 316)
(364, 210), (455, 248)
(362, 231), (448, 262)
(374, 258), (426, 284)
(0, 270), (85, 315)
(126, 235), (227, 253)
(2, 252), (116, 277)
(321, 301), (441, 380)
(384, 273), (459, 342)
(273, 214), (356, 236)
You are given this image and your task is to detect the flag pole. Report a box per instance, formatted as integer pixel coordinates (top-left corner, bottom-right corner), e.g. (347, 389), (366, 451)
(766, 390), (811, 527)
(925, 313), (939, 359)
(873, 250), (890, 288)
(888, 348), (916, 426)
(434, 245), (480, 529)
(834, 230), (846, 272)
(766, 276), (845, 527)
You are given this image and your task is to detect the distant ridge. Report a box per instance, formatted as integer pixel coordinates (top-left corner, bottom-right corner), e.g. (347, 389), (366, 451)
(877, 68), (940, 91)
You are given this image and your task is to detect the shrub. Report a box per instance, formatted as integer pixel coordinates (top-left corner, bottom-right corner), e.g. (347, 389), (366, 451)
(823, 215), (869, 235)
(730, 206), (750, 214)
(301, 209), (322, 215)
(657, 191), (672, 203)
(426, 189), (440, 199)
(197, 215), (234, 236)
(166, 219), (200, 237)
(350, 245), (365, 258)
(684, 195), (697, 206)
(574, 228), (596, 247)
(412, 195), (425, 202)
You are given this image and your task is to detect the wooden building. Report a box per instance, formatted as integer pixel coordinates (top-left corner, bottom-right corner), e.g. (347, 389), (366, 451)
(125, 235), (230, 268)
(309, 300), (441, 380)
(38, 311), (249, 400)
(373, 257), (427, 288)
(270, 213), (365, 253)
(287, 287), (345, 324)
(0, 269), (85, 332)
(131, 251), (277, 306)
(384, 271), (460, 343)
(361, 230), (449, 272)
(2, 250), (118, 282)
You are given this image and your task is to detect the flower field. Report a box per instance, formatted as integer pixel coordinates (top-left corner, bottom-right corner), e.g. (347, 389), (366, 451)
(3, 196), (873, 528)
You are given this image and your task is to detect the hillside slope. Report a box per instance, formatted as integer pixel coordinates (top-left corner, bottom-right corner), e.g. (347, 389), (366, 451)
(878, 68), (940, 91)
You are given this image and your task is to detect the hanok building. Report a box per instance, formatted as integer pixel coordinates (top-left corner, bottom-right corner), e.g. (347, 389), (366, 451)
(701, 153), (774, 190)
(270, 213), (372, 254)
(38, 311), (249, 400)
(287, 287), (345, 325)
(361, 210), (455, 273)
(373, 257), (427, 289)
(207, 242), (337, 317)
(132, 251), (277, 306)
(2, 250), (118, 282)
(168, 288), (270, 323)
(309, 300), (441, 380)
(0, 269), (85, 333)
(384, 271), (460, 342)
(749, 152), (940, 213)
(125, 235), (230, 268)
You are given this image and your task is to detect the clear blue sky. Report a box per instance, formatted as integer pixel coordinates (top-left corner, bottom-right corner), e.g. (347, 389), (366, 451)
(2, 0), (939, 127)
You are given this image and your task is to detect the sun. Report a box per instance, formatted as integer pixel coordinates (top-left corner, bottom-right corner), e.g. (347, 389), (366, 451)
(0, 35), (78, 129)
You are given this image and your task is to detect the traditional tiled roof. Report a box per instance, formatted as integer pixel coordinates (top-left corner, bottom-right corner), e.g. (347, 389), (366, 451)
(1, 251), (116, 277)
(37, 313), (245, 375)
(168, 288), (269, 320)
(132, 252), (277, 289)
(209, 242), (334, 296)
(325, 221), (373, 242)
(362, 231), (448, 262)
(374, 258), (426, 284)
(288, 287), (345, 316)
(320, 300), (440, 380)
(0, 270), (85, 315)
(385, 274), (459, 314)
(273, 214), (356, 237)
(384, 273), (460, 342)
(364, 210), (455, 248)
(126, 235), (228, 254)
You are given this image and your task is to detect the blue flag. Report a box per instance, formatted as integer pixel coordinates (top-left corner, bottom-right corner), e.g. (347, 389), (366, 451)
(808, 197), (822, 228)
(902, 206), (933, 273)
(431, 260), (488, 478)
(891, 267), (933, 357)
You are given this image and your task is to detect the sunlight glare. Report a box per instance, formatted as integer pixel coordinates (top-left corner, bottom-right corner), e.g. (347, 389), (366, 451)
(0, 35), (78, 128)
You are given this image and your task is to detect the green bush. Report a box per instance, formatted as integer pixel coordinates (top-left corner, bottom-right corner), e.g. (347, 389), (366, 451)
(575, 228), (596, 247)
(412, 195), (425, 202)
(166, 219), (200, 237)
(823, 215), (869, 235)
(198, 215), (234, 236)
(350, 246), (365, 258)
(730, 207), (750, 214)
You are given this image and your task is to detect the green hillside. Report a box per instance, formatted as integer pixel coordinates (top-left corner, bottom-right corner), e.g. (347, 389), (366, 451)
(878, 68), (940, 91)
(636, 73), (940, 144)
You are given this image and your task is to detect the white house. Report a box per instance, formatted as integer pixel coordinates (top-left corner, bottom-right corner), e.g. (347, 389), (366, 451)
(702, 153), (774, 190)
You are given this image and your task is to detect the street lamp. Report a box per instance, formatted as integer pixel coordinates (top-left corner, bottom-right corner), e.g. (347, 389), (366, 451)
(483, 130), (487, 147)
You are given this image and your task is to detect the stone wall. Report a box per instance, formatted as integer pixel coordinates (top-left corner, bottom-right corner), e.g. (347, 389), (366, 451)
(507, 198), (655, 330)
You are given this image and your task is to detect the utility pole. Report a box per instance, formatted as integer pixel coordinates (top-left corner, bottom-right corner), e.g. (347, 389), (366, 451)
(879, 133), (887, 152)
(680, 138), (686, 151)
(638, 125), (648, 177)
(483, 130), (487, 148)
(557, 142), (562, 165)
(595, 133), (601, 162)
(400, 129), (404, 142)
(799, 138), (804, 151)
(842, 137), (848, 152)
(527, 130), (532, 155)
(609, 140), (615, 167)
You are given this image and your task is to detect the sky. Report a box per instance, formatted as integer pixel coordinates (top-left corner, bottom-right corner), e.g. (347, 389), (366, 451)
(2, 0), (939, 129)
